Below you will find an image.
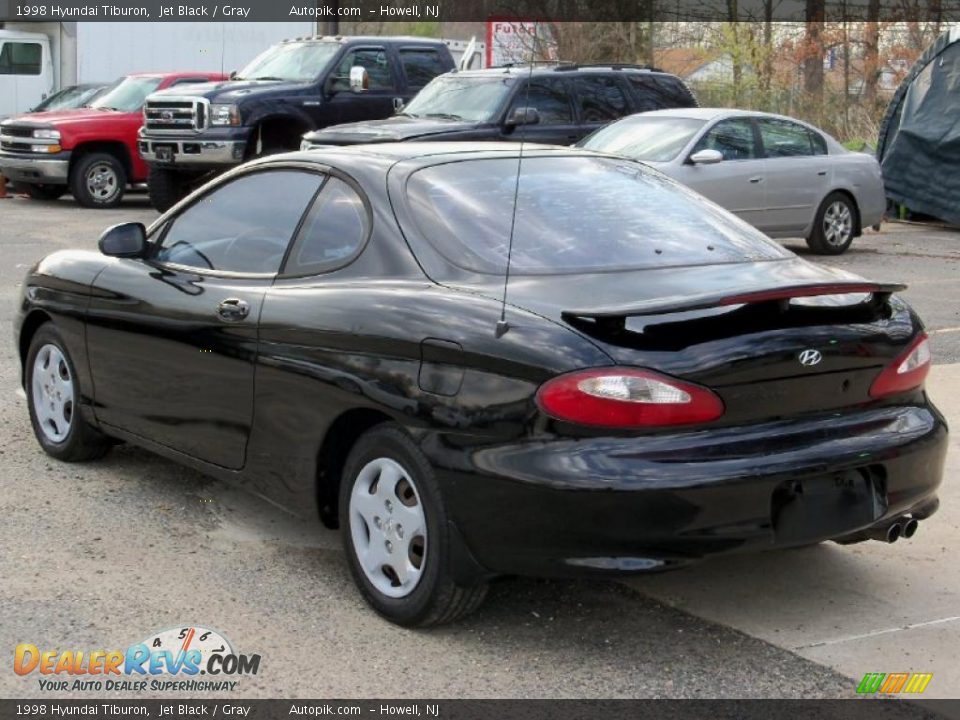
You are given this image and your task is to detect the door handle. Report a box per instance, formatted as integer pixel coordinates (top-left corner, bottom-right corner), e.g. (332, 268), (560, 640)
(749, 176), (763, 183)
(817, 170), (827, 176)
(216, 298), (250, 322)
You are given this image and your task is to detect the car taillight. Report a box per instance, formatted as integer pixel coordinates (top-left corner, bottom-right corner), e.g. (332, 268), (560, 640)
(869, 333), (931, 398)
(536, 368), (724, 428)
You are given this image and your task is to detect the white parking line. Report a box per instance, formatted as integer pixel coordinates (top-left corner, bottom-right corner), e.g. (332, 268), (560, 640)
(793, 615), (960, 650)
(930, 326), (960, 335)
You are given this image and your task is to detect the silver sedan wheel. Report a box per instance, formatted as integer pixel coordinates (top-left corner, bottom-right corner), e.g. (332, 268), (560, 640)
(31, 344), (75, 443)
(349, 457), (427, 598)
(85, 162), (120, 203)
(823, 201), (853, 247)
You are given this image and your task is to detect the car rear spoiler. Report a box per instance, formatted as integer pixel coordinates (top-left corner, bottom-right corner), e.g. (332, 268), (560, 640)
(561, 282), (907, 321)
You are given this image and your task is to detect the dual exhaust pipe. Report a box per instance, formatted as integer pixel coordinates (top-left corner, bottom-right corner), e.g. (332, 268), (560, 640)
(865, 516), (920, 544)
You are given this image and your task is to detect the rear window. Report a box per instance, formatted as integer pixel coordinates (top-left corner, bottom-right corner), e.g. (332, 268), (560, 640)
(405, 156), (789, 276)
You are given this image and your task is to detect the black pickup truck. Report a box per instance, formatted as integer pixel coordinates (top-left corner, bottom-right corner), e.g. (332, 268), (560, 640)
(138, 35), (455, 211)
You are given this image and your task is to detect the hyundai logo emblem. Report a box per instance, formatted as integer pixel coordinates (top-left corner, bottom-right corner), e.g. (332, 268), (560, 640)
(798, 349), (823, 366)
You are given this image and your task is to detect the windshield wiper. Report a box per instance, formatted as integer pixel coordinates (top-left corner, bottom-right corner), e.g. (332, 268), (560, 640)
(424, 112), (464, 121)
(250, 76), (285, 81)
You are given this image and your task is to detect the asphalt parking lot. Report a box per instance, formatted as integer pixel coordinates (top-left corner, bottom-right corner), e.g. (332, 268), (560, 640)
(1, 193), (958, 700)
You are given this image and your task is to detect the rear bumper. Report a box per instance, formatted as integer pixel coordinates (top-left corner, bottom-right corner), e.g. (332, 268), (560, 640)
(0, 151), (71, 184)
(437, 401), (948, 577)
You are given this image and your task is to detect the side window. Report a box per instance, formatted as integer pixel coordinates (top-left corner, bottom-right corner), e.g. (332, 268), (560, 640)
(156, 170), (322, 274)
(0, 42), (42, 75)
(693, 119), (758, 161)
(509, 79), (573, 124)
(283, 177), (369, 275)
(573, 76), (630, 123)
(627, 75), (696, 111)
(758, 118), (815, 158)
(333, 48), (395, 91)
(399, 48), (447, 89)
(808, 128), (828, 155)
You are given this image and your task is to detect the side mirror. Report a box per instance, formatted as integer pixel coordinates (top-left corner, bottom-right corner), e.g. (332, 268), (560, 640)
(349, 66), (369, 94)
(689, 149), (724, 165)
(99, 222), (147, 258)
(229, 70), (237, 80)
(505, 106), (540, 127)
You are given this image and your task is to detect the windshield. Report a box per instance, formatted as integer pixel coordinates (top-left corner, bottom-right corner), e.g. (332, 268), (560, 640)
(35, 86), (103, 112)
(402, 76), (514, 122)
(405, 156), (789, 276)
(236, 41), (339, 82)
(580, 116), (706, 162)
(88, 76), (162, 112)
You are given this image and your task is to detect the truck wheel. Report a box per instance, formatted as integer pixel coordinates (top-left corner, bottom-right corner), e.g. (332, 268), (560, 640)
(147, 167), (191, 213)
(69, 153), (126, 208)
(24, 184), (67, 201)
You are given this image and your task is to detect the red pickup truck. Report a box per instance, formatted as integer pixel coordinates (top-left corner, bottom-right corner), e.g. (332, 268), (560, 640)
(0, 71), (226, 208)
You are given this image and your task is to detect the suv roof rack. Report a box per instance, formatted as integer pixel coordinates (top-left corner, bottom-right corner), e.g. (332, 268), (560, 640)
(493, 60), (576, 69)
(554, 63), (664, 73)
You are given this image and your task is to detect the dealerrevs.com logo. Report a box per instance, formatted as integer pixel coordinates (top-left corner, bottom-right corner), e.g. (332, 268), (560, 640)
(14, 626), (261, 693)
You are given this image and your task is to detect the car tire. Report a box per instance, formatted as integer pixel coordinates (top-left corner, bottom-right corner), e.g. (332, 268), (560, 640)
(338, 423), (488, 627)
(807, 192), (857, 255)
(69, 152), (126, 208)
(24, 184), (67, 201)
(147, 167), (192, 213)
(25, 324), (111, 462)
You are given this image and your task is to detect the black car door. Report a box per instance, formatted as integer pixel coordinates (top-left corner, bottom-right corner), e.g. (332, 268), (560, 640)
(85, 167), (324, 469)
(325, 45), (404, 125)
(500, 77), (579, 145)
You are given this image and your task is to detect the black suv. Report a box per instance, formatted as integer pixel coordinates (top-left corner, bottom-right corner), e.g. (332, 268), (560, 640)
(300, 63), (697, 149)
(138, 36), (455, 211)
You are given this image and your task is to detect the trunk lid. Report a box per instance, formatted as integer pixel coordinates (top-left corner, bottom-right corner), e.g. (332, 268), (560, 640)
(456, 258), (918, 424)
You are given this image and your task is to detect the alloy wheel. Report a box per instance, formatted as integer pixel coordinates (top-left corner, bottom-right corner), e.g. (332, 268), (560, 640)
(349, 457), (427, 598)
(823, 201), (853, 248)
(31, 344), (75, 443)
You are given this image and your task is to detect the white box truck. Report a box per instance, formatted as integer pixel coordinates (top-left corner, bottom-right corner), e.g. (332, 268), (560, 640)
(0, 29), (55, 119)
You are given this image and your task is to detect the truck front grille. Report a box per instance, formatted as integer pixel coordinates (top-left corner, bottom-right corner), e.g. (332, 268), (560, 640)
(1, 125), (36, 139)
(144, 98), (209, 133)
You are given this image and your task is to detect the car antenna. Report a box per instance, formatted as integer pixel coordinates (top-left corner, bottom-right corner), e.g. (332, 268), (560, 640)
(495, 29), (537, 339)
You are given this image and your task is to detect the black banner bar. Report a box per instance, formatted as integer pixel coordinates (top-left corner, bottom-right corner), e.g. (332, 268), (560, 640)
(1, 700), (959, 720)
(2, 0), (960, 22)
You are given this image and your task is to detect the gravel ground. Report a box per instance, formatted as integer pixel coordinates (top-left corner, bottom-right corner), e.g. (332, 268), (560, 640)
(1, 193), (957, 700)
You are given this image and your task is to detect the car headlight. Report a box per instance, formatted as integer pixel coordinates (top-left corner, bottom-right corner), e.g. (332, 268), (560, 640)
(32, 128), (60, 140)
(210, 104), (240, 126)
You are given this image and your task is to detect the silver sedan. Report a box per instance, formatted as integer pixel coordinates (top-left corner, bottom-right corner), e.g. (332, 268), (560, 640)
(579, 108), (886, 254)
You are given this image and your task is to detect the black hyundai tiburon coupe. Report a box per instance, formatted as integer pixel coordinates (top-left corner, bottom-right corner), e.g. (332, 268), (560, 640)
(16, 143), (947, 626)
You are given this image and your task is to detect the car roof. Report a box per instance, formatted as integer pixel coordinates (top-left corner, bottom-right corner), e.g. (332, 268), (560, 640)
(280, 142), (600, 169)
(281, 35), (448, 46)
(634, 107), (814, 123)
(125, 71), (225, 79)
